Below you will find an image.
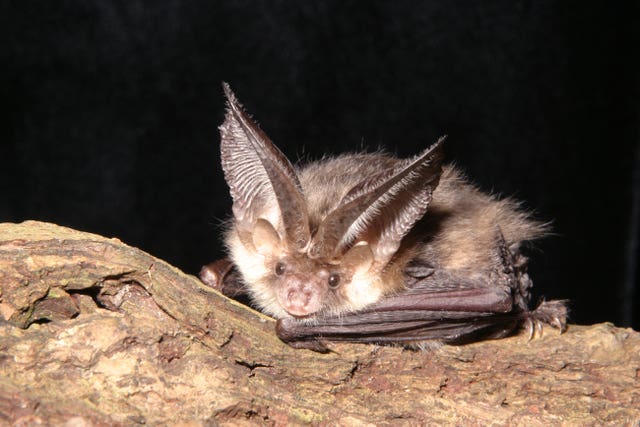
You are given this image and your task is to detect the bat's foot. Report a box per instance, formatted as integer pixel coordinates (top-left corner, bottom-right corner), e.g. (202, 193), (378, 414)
(199, 259), (233, 290)
(523, 299), (568, 340)
(199, 258), (249, 299)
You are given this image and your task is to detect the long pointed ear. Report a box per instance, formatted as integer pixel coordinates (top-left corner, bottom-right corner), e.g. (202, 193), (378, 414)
(310, 137), (445, 264)
(219, 83), (310, 251)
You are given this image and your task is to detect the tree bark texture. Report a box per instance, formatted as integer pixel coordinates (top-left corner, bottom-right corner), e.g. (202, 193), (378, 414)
(1, 221), (639, 426)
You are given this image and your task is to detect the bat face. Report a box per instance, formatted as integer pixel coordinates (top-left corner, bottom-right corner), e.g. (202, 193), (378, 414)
(219, 83), (444, 319)
(226, 223), (384, 318)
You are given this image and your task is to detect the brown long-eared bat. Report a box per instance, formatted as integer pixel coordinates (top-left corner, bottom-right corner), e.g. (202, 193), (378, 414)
(200, 83), (567, 351)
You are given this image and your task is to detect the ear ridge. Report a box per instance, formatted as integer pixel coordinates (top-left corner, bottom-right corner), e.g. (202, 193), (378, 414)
(219, 83), (310, 251)
(311, 137), (445, 262)
(363, 184), (434, 262)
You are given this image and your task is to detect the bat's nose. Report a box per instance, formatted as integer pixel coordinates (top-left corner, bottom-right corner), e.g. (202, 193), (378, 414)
(281, 283), (324, 317)
(284, 289), (314, 317)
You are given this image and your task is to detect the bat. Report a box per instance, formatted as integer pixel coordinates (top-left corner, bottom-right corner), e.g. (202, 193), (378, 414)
(200, 83), (567, 351)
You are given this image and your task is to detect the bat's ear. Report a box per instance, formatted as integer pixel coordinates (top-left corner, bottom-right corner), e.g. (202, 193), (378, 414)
(219, 83), (310, 252)
(312, 137), (445, 266)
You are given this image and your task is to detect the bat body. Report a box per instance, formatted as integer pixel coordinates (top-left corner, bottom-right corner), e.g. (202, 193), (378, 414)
(206, 83), (566, 350)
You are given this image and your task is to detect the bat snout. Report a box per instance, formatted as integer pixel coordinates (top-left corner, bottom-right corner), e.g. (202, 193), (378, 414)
(279, 282), (325, 318)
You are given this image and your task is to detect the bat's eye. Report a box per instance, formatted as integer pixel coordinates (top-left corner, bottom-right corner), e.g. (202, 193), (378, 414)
(328, 273), (341, 288)
(274, 262), (286, 276)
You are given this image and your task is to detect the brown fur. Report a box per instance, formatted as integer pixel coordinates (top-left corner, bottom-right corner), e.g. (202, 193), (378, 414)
(298, 153), (545, 286)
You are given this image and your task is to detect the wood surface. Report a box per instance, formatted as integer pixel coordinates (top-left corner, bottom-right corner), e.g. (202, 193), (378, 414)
(1, 221), (638, 426)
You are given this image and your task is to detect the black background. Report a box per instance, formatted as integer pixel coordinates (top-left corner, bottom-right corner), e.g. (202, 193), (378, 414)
(2, 2), (638, 329)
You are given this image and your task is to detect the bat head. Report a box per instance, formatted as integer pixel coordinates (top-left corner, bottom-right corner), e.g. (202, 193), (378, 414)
(219, 83), (444, 318)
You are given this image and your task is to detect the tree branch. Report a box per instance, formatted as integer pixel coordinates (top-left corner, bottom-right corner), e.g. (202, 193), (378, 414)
(1, 221), (638, 425)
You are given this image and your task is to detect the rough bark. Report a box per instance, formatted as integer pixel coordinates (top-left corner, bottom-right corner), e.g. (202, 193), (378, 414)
(0, 220), (638, 426)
